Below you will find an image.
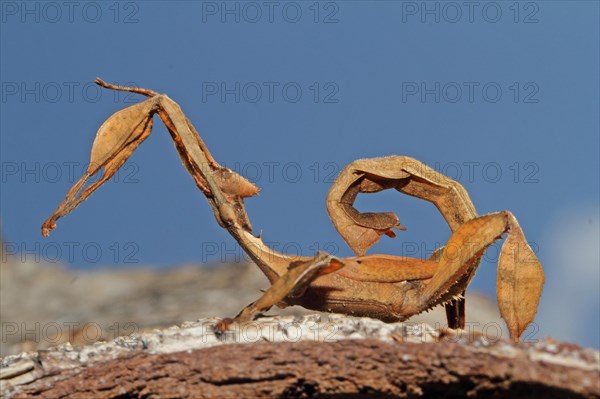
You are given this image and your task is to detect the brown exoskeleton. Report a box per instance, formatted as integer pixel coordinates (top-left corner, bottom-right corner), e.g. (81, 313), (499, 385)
(42, 79), (544, 341)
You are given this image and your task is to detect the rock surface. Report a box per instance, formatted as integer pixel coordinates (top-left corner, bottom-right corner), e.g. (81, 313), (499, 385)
(1, 256), (504, 356)
(2, 249), (598, 398)
(1, 315), (598, 398)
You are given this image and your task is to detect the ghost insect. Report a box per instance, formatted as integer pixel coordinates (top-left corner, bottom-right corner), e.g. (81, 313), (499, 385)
(42, 79), (544, 340)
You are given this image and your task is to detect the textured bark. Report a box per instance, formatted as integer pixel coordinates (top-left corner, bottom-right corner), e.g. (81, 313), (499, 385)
(2, 316), (598, 399)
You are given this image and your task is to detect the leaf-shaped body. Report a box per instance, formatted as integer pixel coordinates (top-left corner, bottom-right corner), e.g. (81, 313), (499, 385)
(88, 100), (157, 175)
(497, 213), (544, 340)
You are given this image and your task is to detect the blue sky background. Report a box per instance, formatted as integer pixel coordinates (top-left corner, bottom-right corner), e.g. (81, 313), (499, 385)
(1, 1), (598, 348)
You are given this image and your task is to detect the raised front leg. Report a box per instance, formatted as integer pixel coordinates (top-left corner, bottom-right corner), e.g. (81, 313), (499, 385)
(41, 98), (158, 236)
(41, 79), (298, 280)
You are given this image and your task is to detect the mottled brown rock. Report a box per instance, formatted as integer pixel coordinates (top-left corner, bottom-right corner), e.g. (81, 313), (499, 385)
(2, 317), (598, 399)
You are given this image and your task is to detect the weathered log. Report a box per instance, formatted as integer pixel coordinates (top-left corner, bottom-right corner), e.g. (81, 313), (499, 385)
(2, 315), (598, 398)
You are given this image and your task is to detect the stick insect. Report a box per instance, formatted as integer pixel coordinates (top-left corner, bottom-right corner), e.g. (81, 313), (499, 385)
(42, 79), (544, 340)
